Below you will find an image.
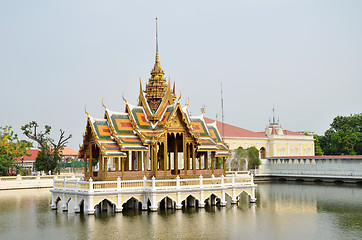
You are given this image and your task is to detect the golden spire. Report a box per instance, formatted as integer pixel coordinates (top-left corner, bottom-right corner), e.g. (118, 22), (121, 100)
(145, 17), (167, 112)
(155, 17), (159, 63)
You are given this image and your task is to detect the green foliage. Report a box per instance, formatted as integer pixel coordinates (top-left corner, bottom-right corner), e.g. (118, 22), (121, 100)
(34, 147), (60, 172)
(22, 121), (72, 173)
(19, 168), (30, 176)
(319, 114), (362, 155)
(313, 134), (324, 156)
(0, 126), (32, 175)
(234, 146), (261, 170)
(0, 155), (14, 175)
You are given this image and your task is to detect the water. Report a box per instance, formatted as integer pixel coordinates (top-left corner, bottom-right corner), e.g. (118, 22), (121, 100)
(0, 183), (361, 240)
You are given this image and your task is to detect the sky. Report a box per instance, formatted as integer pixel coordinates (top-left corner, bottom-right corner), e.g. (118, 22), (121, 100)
(1, 0), (361, 150)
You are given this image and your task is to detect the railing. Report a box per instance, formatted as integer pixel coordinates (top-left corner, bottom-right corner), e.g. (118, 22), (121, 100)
(52, 174), (254, 194)
(0, 174), (83, 182)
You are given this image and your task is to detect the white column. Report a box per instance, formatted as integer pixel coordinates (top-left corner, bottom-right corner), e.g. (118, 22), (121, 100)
(61, 194), (67, 211)
(250, 187), (256, 203)
(86, 196), (95, 215)
(50, 194), (57, 209)
(74, 195), (80, 213)
(220, 190), (226, 206)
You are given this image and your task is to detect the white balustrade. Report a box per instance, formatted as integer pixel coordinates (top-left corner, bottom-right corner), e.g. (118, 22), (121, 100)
(52, 174), (254, 194)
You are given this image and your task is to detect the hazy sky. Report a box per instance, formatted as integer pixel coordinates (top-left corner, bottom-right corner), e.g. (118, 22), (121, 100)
(1, 0), (361, 150)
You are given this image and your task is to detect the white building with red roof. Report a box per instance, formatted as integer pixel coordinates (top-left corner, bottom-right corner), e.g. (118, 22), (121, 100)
(16, 148), (79, 171)
(204, 117), (315, 162)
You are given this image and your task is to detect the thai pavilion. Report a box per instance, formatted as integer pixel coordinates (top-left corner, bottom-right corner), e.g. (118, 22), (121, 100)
(78, 26), (230, 181)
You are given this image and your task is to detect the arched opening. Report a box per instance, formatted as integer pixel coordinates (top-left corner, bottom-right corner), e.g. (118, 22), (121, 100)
(53, 196), (62, 210)
(147, 198), (152, 210)
(333, 180), (344, 184)
(313, 179), (323, 183)
(181, 195), (199, 209)
(236, 191), (252, 207)
(356, 181), (362, 185)
(260, 147), (266, 159)
(63, 197), (72, 212)
(295, 178), (304, 182)
(278, 178), (287, 182)
(204, 194), (220, 207)
(95, 199), (115, 215)
(230, 159), (238, 171)
(122, 197), (142, 211)
(79, 199), (85, 214)
(159, 196), (176, 210)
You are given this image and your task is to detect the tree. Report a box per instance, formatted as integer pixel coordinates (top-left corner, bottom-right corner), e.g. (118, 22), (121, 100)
(0, 126), (32, 175)
(234, 146), (261, 170)
(313, 134), (324, 156)
(21, 121), (72, 173)
(319, 114), (362, 155)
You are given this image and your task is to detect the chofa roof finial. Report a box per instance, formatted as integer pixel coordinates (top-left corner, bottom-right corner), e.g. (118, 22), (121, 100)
(102, 97), (107, 109)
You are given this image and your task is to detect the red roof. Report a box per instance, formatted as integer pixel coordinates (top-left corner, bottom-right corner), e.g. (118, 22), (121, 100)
(16, 149), (40, 162)
(60, 148), (78, 156)
(283, 130), (303, 136)
(204, 117), (268, 138)
(16, 148), (78, 162)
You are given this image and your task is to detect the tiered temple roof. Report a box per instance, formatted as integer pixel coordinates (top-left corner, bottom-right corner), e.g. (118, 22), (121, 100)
(79, 20), (230, 180)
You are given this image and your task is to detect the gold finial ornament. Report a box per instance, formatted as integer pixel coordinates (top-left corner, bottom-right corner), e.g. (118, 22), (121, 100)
(102, 97), (107, 109)
(186, 97), (190, 107)
(178, 91), (182, 101)
(216, 113), (219, 122)
(155, 17), (159, 63)
(84, 105), (89, 115)
(145, 17), (168, 112)
(122, 92), (127, 103)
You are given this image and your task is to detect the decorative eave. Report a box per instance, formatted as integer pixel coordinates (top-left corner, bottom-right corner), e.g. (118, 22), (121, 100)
(153, 81), (176, 119)
(138, 79), (153, 118)
(164, 101), (200, 144)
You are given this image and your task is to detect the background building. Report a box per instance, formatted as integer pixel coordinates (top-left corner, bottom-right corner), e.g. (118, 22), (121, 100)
(204, 118), (315, 171)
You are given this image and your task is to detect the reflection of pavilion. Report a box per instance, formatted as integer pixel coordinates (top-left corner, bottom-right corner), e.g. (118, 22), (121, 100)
(79, 23), (230, 181)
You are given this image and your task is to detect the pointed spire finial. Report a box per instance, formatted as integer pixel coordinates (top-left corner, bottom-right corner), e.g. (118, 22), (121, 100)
(85, 105), (89, 116)
(272, 105), (275, 125)
(201, 105), (206, 115)
(155, 17), (159, 63)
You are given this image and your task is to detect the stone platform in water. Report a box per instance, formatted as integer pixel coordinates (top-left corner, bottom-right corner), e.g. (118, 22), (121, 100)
(50, 174), (256, 215)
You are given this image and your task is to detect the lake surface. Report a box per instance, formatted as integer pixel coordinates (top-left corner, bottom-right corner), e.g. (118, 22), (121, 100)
(0, 182), (361, 240)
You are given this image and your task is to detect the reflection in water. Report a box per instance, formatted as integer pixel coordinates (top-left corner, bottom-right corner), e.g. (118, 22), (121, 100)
(0, 184), (361, 239)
